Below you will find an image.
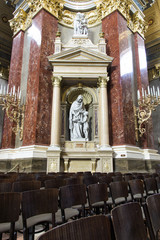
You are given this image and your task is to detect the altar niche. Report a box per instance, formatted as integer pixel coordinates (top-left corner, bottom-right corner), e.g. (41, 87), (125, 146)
(60, 85), (98, 144)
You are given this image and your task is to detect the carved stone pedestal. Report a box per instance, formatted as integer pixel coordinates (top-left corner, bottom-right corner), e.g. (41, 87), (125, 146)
(97, 147), (113, 172)
(61, 141), (113, 173)
(47, 148), (61, 173)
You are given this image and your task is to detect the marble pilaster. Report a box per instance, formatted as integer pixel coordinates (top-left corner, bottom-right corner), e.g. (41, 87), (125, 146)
(22, 9), (58, 146)
(2, 31), (24, 149)
(102, 10), (136, 147)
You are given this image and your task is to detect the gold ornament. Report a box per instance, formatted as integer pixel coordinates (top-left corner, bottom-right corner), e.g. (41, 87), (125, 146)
(10, 0), (64, 36)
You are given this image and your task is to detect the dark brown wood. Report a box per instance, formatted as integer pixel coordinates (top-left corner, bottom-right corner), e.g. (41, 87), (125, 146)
(83, 176), (98, 186)
(45, 178), (66, 189)
(128, 179), (145, 203)
(22, 188), (59, 240)
(16, 173), (36, 181)
(123, 173), (133, 182)
(65, 177), (79, 185)
(12, 180), (41, 192)
(112, 175), (123, 182)
(109, 181), (129, 206)
(0, 192), (21, 240)
(37, 215), (112, 240)
(0, 182), (12, 192)
(156, 176), (160, 192)
(111, 202), (148, 240)
(146, 193), (160, 239)
(87, 183), (109, 214)
(99, 176), (112, 185)
(59, 184), (87, 223)
(35, 174), (56, 187)
(144, 177), (158, 196)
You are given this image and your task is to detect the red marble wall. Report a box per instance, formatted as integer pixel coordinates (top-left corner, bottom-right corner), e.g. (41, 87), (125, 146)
(134, 33), (154, 149)
(22, 9), (57, 146)
(103, 11), (135, 146)
(1, 31), (24, 148)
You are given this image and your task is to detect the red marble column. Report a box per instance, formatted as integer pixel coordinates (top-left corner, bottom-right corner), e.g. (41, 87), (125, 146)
(134, 33), (154, 149)
(102, 11), (135, 146)
(22, 9), (58, 146)
(1, 31), (24, 149)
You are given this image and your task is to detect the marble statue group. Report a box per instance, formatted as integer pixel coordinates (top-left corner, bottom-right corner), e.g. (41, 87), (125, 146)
(69, 95), (89, 141)
(74, 12), (88, 36)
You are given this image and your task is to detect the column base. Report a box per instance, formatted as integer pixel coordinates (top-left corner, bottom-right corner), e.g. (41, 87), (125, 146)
(98, 145), (112, 151)
(48, 145), (61, 151)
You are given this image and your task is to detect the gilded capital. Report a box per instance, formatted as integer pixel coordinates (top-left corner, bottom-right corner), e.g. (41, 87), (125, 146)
(27, 0), (64, 20)
(10, 0), (64, 36)
(94, 0), (146, 39)
(9, 9), (27, 35)
(95, 0), (132, 21)
(98, 76), (109, 88)
(130, 11), (148, 38)
(52, 76), (62, 87)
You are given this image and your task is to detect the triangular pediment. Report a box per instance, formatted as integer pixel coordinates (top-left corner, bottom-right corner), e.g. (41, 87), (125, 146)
(48, 46), (113, 63)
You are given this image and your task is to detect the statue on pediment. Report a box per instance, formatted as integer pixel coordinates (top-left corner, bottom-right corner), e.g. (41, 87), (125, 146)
(74, 12), (88, 36)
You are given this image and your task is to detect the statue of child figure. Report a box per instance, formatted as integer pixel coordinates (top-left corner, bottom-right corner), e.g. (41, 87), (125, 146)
(82, 110), (89, 141)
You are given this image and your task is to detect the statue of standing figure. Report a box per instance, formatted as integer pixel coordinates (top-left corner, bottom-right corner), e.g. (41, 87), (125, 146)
(74, 12), (88, 36)
(69, 95), (89, 141)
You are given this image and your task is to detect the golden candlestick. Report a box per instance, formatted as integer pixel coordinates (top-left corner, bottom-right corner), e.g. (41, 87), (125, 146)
(135, 86), (160, 141)
(0, 85), (25, 140)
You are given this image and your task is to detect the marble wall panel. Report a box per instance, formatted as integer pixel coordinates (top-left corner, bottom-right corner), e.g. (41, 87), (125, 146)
(1, 31), (24, 149)
(15, 27), (32, 148)
(23, 9), (58, 146)
(102, 11), (135, 146)
(134, 33), (154, 149)
(0, 79), (8, 148)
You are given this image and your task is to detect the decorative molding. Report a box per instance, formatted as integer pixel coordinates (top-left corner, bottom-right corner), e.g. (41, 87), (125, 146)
(128, 11), (148, 38)
(26, 0), (64, 19)
(98, 76), (109, 88)
(9, 0), (64, 36)
(60, 0), (147, 37)
(9, 8), (27, 35)
(67, 86), (93, 105)
(0, 145), (48, 160)
(148, 64), (160, 81)
(9, 0), (147, 38)
(0, 66), (9, 80)
(60, 8), (102, 28)
(95, 0), (132, 20)
(96, 0), (147, 38)
(51, 76), (62, 87)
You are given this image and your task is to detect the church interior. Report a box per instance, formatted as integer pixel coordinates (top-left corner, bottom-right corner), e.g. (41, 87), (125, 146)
(0, 0), (160, 174)
(1, 0), (160, 239)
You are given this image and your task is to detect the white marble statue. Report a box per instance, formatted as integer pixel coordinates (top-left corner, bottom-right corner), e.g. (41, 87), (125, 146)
(69, 95), (89, 141)
(74, 12), (88, 36)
